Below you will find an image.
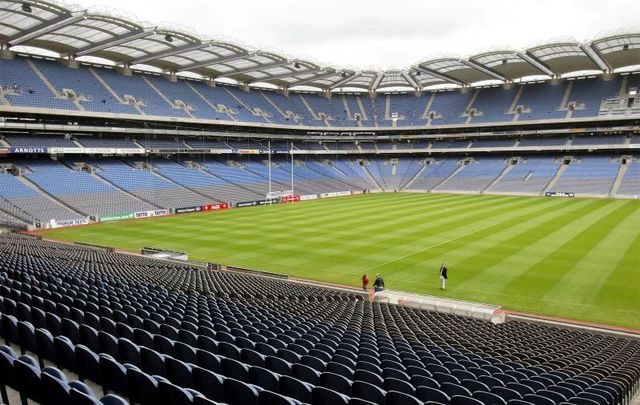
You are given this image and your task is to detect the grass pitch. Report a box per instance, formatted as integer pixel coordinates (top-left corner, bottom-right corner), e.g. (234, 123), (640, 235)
(44, 193), (640, 329)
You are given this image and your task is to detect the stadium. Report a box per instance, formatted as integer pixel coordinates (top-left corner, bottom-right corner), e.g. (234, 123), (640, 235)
(0, 0), (639, 404)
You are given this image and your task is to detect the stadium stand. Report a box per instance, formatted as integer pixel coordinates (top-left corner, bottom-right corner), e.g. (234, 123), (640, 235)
(2, 55), (638, 128)
(0, 234), (638, 405)
(489, 157), (562, 194)
(549, 157), (620, 196)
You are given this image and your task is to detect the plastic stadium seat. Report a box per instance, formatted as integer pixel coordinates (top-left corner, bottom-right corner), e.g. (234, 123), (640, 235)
(249, 365), (280, 391)
(223, 377), (262, 405)
(415, 386), (450, 404)
(450, 395), (484, 405)
(279, 375), (312, 403)
(259, 389), (303, 405)
(311, 385), (349, 405)
(473, 390), (507, 405)
(384, 390), (423, 405)
(352, 380), (386, 405)
(192, 366), (225, 403)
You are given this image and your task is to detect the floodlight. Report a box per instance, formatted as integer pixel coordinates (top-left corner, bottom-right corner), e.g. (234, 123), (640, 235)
(164, 34), (173, 43)
(21, 3), (32, 13)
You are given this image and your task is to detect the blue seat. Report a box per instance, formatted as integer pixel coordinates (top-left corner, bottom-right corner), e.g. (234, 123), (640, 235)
(441, 382), (472, 398)
(384, 390), (423, 405)
(279, 375), (312, 403)
(140, 347), (166, 377)
(523, 393), (555, 405)
(223, 377), (262, 405)
(15, 355), (44, 404)
(166, 356), (193, 388)
(54, 336), (77, 372)
(292, 363), (321, 385)
(192, 365), (225, 403)
(127, 366), (161, 405)
(99, 354), (129, 396)
(175, 341), (197, 364)
(259, 389), (302, 405)
(473, 390), (507, 405)
(197, 348), (221, 373)
(158, 380), (195, 405)
(354, 369), (384, 386)
(100, 394), (129, 405)
(320, 371), (352, 396)
(450, 394), (484, 405)
(311, 385), (349, 405)
(76, 344), (101, 383)
(352, 379), (386, 405)
(69, 381), (102, 405)
(249, 365), (279, 391)
(118, 338), (141, 367)
(221, 356), (249, 380)
(41, 367), (71, 405)
(415, 386), (450, 404)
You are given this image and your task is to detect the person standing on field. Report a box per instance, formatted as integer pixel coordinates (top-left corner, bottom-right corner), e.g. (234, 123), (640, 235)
(373, 274), (385, 292)
(439, 263), (448, 290)
(361, 274), (369, 291)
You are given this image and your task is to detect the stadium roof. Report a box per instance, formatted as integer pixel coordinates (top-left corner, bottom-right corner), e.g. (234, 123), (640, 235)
(1, 0), (639, 92)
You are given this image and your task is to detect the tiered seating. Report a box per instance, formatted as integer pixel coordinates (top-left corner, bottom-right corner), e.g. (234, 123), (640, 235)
(518, 82), (567, 121)
(302, 95), (350, 127)
(22, 160), (157, 216)
(153, 159), (259, 203)
(0, 209), (26, 229)
(429, 92), (472, 126)
(406, 159), (460, 191)
(225, 87), (287, 125)
(31, 59), (137, 114)
(616, 157), (640, 197)
(469, 87), (517, 123)
(96, 159), (211, 208)
(188, 82), (264, 123)
(519, 138), (568, 147)
(332, 159), (379, 190)
(0, 172), (79, 223)
(489, 157), (561, 194)
(367, 158), (422, 191)
(388, 94), (428, 126)
(5, 134), (78, 148)
(550, 157), (620, 195)
(202, 160), (270, 199)
(0, 58), (76, 110)
(431, 140), (469, 149)
(92, 68), (188, 118)
(2, 56), (639, 128)
(136, 138), (189, 150)
(75, 136), (140, 149)
(262, 93), (313, 126)
(144, 76), (229, 121)
(1, 234), (638, 405)
(572, 135), (627, 146)
(569, 77), (622, 118)
(265, 159), (346, 195)
(437, 159), (508, 192)
(470, 139), (516, 148)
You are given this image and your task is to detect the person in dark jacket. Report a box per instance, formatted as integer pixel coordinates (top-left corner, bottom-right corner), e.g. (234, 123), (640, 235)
(439, 263), (448, 290)
(373, 273), (385, 292)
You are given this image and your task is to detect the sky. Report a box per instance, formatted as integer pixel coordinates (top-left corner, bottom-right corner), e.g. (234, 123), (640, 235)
(71, 0), (638, 70)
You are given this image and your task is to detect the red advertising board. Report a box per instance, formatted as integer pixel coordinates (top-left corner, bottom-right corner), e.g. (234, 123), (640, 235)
(281, 195), (301, 203)
(202, 203), (229, 211)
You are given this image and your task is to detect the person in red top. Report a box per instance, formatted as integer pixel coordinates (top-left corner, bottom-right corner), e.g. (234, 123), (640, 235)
(361, 274), (369, 291)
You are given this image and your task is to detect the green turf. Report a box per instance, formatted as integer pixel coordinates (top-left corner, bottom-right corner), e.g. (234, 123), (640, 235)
(43, 193), (640, 329)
